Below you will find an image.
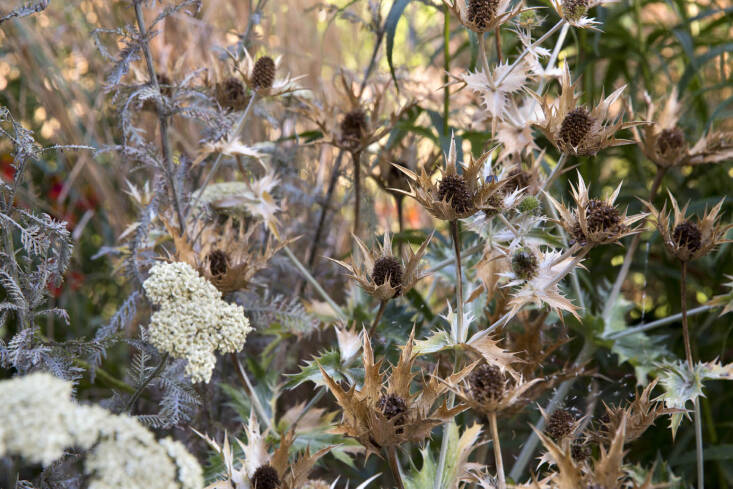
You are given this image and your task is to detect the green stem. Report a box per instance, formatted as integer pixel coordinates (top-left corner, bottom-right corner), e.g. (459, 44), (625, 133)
(607, 305), (712, 339)
(74, 359), (135, 394)
(125, 352), (169, 413)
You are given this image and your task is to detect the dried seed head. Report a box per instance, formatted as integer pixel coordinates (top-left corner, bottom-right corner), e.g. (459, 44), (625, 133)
(469, 364), (504, 403)
(341, 109), (368, 146)
(207, 249), (230, 276)
(546, 409), (576, 440)
(657, 127), (685, 155)
(377, 394), (408, 421)
(511, 247), (538, 280)
(252, 56), (276, 90)
(573, 199), (623, 244)
(251, 464), (280, 489)
(215, 77), (249, 111)
(562, 0), (590, 21)
(371, 256), (404, 296)
(504, 166), (530, 192)
(483, 193), (504, 218)
(673, 221), (702, 253)
(559, 107), (593, 149)
(437, 174), (473, 214)
(467, 0), (499, 31)
(571, 440), (590, 461)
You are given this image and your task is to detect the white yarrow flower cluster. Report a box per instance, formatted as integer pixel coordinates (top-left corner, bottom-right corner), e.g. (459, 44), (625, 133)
(0, 373), (204, 489)
(143, 262), (252, 383)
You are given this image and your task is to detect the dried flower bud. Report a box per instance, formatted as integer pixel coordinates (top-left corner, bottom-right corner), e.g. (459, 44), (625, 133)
(469, 364), (505, 403)
(372, 256), (404, 296)
(215, 77), (249, 111)
(252, 56), (276, 90)
(437, 174), (473, 213)
(546, 409), (576, 440)
(559, 107), (593, 148)
(512, 247), (538, 280)
(341, 109), (368, 146)
(673, 221), (702, 253)
(571, 440), (590, 461)
(207, 249), (230, 276)
(562, 0), (589, 21)
(377, 394), (407, 421)
(467, 0), (499, 31)
(251, 464), (280, 489)
(657, 127), (685, 154)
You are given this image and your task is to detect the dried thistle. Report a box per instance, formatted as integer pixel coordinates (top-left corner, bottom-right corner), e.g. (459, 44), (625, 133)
(444, 0), (526, 33)
(318, 331), (465, 455)
(643, 191), (731, 262)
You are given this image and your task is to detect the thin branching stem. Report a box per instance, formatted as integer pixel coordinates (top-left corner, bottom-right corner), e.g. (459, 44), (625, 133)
(478, 32), (491, 76)
(489, 412), (506, 489)
(352, 150), (362, 236)
(368, 300), (388, 338)
(607, 305), (712, 339)
(494, 28), (503, 63)
(125, 352), (169, 413)
(386, 446), (405, 489)
(283, 245), (347, 320)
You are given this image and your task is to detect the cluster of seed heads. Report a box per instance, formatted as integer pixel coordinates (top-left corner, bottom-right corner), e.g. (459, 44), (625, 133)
(572, 199), (623, 244)
(546, 409), (576, 440)
(657, 127), (685, 154)
(511, 247), (538, 280)
(559, 107), (593, 148)
(437, 174), (473, 214)
(207, 249), (230, 276)
(251, 464), (280, 489)
(561, 0), (590, 21)
(371, 256), (404, 296)
(341, 109), (368, 147)
(252, 56), (276, 90)
(467, 0), (499, 30)
(673, 221), (702, 252)
(215, 77), (249, 111)
(469, 363), (505, 403)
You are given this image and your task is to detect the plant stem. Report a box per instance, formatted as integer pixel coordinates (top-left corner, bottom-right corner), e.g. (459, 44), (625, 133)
(489, 412), (506, 489)
(231, 352), (274, 432)
(695, 397), (705, 489)
(305, 150), (345, 271)
(352, 150), (362, 236)
(478, 32), (491, 76)
(125, 352), (169, 413)
(368, 300), (388, 338)
(134, 2), (185, 235)
(540, 153), (567, 192)
(427, 243), (482, 275)
(607, 304), (712, 339)
(386, 446), (405, 489)
(283, 245), (347, 320)
(443, 5), (451, 132)
(494, 28), (503, 63)
(497, 20), (564, 85)
(450, 220), (465, 342)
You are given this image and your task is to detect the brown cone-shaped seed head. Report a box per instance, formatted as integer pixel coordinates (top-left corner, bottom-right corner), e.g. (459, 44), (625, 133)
(215, 77), (249, 111)
(673, 221), (702, 253)
(341, 109), (368, 146)
(371, 256), (404, 297)
(512, 247), (538, 280)
(437, 174), (473, 214)
(559, 107), (593, 148)
(467, 0), (499, 30)
(469, 364), (504, 403)
(377, 394), (407, 420)
(572, 199), (623, 244)
(657, 127), (685, 154)
(562, 0), (589, 20)
(546, 409), (576, 440)
(207, 249), (230, 276)
(251, 464), (280, 489)
(252, 56), (276, 90)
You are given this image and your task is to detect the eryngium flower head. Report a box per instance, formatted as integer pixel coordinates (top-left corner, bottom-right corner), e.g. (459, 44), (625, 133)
(511, 247), (538, 280)
(546, 172), (647, 248)
(143, 262), (252, 383)
(469, 363), (505, 402)
(340, 109), (368, 149)
(329, 231), (432, 302)
(534, 65), (645, 156)
(468, 0), (499, 30)
(252, 56), (276, 90)
(393, 134), (506, 220)
(644, 191), (731, 262)
(548, 0), (612, 29)
(546, 408), (576, 440)
(214, 77), (249, 111)
(561, 0), (589, 21)
(319, 331), (465, 454)
(444, 0), (525, 33)
(251, 464), (280, 489)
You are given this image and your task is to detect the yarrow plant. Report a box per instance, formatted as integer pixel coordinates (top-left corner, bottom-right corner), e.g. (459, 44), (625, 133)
(0, 0), (731, 488)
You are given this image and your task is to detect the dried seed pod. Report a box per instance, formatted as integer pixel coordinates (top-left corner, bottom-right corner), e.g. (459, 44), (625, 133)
(546, 409), (576, 440)
(673, 221), (702, 253)
(251, 464), (280, 489)
(371, 256), (403, 296)
(657, 127), (685, 155)
(562, 0), (589, 21)
(341, 109), (368, 147)
(437, 174), (473, 213)
(469, 364), (505, 403)
(559, 107), (593, 148)
(252, 56), (276, 90)
(511, 247), (538, 280)
(467, 0), (499, 30)
(207, 249), (230, 276)
(214, 77), (249, 111)
(377, 394), (407, 421)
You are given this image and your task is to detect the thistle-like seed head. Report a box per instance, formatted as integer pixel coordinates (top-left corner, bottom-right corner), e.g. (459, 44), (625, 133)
(657, 127), (685, 154)
(252, 56), (276, 90)
(215, 77), (249, 111)
(505, 166), (530, 192)
(251, 464), (280, 489)
(483, 193), (504, 218)
(586, 199), (622, 234)
(341, 109), (368, 144)
(437, 174), (473, 213)
(469, 364), (504, 403)
(377, 394), (408, 420)
(207, 249), (230, 276)
(561, 0), (590, 21)
(467, 0), (500, 30)
(371, 256), (403, 296)
(559, 107), (593, 148)
(546, 409), (576, 440)
(512, 247), (538, 280)
(673, 221), (702, 253)
(571, 440), (590, 461)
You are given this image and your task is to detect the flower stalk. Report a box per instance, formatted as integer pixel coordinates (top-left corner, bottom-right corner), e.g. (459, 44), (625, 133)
(489, 411), (506, 489)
